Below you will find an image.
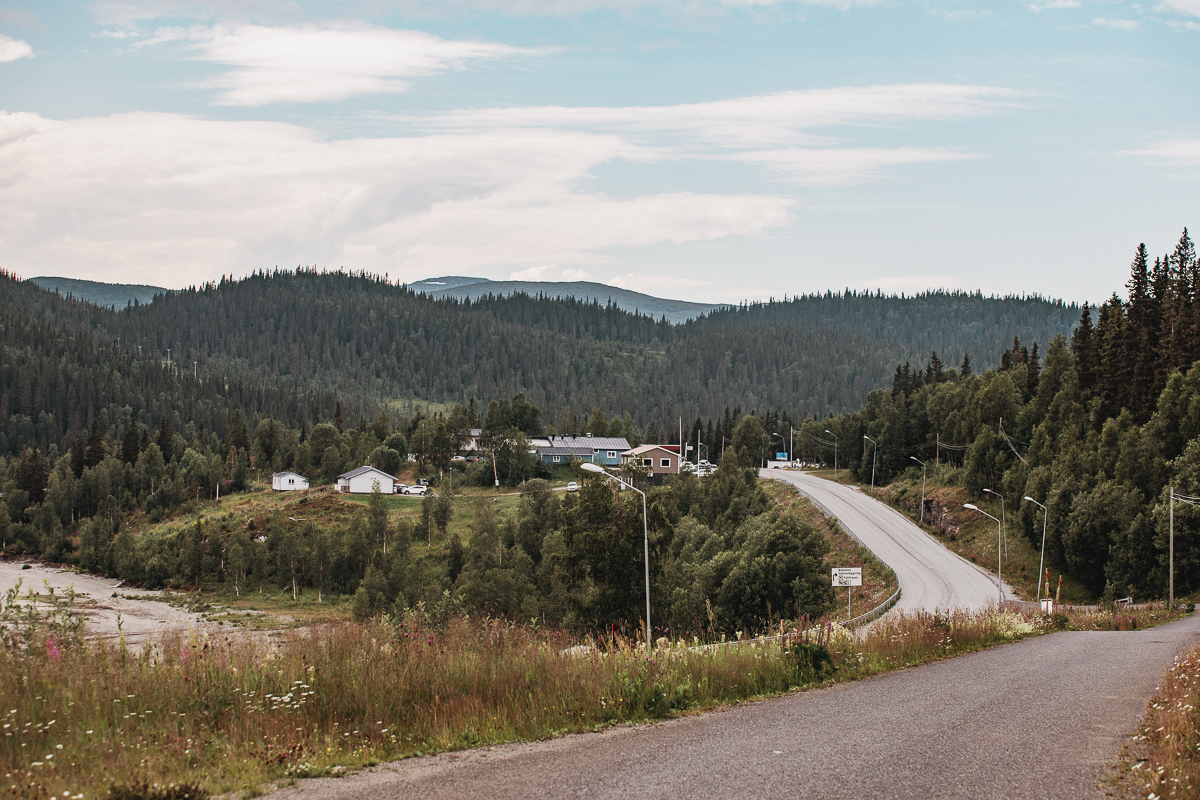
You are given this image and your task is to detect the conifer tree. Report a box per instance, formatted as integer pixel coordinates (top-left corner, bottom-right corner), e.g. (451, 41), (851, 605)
(1070, 303), (1094, 394)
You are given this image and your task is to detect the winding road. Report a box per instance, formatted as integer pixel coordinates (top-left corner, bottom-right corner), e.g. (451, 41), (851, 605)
(763, 467), (1012, 613)
(272, 468), (1199, 799)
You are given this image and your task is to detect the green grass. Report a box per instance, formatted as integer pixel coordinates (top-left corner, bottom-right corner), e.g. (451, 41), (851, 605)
(0, 578), (1188, 799)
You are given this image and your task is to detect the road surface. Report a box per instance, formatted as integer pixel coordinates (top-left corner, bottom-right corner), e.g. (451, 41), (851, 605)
(764, 467), (1010, 613)
(273, 612), (1200, 800)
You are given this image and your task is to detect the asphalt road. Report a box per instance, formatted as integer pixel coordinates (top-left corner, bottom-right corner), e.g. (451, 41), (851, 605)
(274, 612), (1200, 800)
(764, 467), (1010, 614)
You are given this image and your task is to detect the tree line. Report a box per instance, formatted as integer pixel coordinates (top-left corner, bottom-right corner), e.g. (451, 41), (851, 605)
(757, 230), (1200, 602)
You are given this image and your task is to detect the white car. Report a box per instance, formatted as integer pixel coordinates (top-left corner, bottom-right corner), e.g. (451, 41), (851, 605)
(402, 485), (429, 496)
(566, 481), (580, 492)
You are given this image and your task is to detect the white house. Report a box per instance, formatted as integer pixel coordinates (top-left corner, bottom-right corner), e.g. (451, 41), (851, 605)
(271, 471), (309, 491)
(336, 466), (398, 494)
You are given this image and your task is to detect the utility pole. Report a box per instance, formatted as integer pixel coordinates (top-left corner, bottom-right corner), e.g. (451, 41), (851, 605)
(192, 361), (198, 378)
(1171, 486), (1175, 609)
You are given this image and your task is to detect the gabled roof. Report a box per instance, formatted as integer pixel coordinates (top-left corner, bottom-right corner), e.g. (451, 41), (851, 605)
(337, 465), (397, 481)
(272, 471), (306, 479)
(622, 445), (676, 457)
(540, 446), (591, 456)
(548, 436), (631, 450)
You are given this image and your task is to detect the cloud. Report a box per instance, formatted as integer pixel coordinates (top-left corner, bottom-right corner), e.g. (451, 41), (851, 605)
(142, 21), (544, 105)
(418, 84), (1024, 149)
(1126, 137), (1200, 165)
(1027, 0), (1080, 9)
(0, 111), (793, 286)
(508, 265), (594, 281)
(1093, 16), (1140, 28)
(731, 146), (973, 185)
(0, 33), (33, 62)
(1157, 0), (1200, 16)
(94, 0), (882, 23)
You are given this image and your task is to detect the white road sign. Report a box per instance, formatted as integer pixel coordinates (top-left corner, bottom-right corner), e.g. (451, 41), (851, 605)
(832, 567), (862, 587)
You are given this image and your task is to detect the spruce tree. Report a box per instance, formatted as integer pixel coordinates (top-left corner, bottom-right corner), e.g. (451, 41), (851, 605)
(1070, 303), (1094, 394)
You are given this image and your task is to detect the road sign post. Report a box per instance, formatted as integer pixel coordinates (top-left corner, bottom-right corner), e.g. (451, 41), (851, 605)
(832, 567), (863, 620)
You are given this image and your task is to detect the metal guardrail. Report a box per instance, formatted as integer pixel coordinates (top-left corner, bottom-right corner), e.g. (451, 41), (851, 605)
(770, 475), (900, 629)
(843, 587), (900, 629)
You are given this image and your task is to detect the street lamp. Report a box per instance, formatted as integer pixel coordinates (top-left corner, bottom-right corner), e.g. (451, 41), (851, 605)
(825, 429), (839, 477)
(910, 456), (926, 523)
(863, 435), (878, 491)
(1024, 496), (1048, 604)
(581, 462), (652, 650)
(964, 503), (1004, 605)
(983, 488), (1007, 563)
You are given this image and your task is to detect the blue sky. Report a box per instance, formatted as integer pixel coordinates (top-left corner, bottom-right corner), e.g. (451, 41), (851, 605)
(0, 0), (1197, 304)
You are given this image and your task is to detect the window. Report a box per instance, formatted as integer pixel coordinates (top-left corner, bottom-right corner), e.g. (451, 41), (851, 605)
(661, 459), (671, 468)
(608, 451), (617, 459)
(288, 478), (294, 485)
(642, 458), (652, 467)
(553, 456), (560, 463)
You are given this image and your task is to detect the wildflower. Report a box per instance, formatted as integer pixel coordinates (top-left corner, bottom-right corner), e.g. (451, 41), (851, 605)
(45, 638), (60, 662)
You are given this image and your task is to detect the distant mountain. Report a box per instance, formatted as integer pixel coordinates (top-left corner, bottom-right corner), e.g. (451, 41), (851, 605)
(27, 276), (171, 309)
(414, 277), (724, 323)
(408, 276), (492, 292)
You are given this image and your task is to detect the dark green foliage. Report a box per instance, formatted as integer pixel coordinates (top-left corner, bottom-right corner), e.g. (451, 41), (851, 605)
(821, 229), (1200, 602)
(787, 641), (836, 685)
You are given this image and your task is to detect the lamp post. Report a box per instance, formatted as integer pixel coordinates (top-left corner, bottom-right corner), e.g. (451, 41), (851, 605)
(964, 503), (1004, 605)
(983, 488), (1007, 562)
(581, 462), (652, 650)
(1024, 496), (1048, 604)
(825, 429), (839, 477)
(910, 456), (926, 524)
(863, 435), (878, 491)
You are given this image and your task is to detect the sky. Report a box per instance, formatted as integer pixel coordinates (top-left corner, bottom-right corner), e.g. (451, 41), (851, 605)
(0, 0), (1197, 305)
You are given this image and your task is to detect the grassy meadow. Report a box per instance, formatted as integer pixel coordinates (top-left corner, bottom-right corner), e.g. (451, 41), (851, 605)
(2, 571), (1187, 800)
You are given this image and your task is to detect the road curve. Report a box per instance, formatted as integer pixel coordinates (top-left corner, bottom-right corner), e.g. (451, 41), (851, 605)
(274, 613), (1200, 800)
(763, 467), (1012, 613)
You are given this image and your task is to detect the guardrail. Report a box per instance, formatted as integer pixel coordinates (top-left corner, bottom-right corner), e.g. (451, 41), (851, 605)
(843, 587), (900, 629)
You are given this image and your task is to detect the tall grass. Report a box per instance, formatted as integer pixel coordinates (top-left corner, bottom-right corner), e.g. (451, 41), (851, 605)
(1, 593), (1186, 799)
(1116, 643), (1200, 799)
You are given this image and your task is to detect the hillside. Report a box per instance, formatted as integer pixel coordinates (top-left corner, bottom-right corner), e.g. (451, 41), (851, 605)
(27, 276), (171, 309)
(0, 269), (1081, 458)
(415, 277), (724, 323)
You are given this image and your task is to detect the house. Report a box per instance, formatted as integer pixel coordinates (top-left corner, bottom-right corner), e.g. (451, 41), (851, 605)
(271, 471), (309, 491)
(336, 466), (398, 494)
(535, 435), (630, 467)
(620, 445), (681, 485)
(458, 428), (485, 457)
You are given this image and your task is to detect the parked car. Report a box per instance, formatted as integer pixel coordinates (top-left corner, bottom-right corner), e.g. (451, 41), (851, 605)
(416, 478), (430, 486)
(451, 456), (466, 462)
(566, 481), (579, 492)
(403, 485), (429, 496)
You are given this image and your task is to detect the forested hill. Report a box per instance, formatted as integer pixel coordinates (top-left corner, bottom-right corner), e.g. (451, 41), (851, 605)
(27, 276), (171, 309)
(0, 268), (1078, 456)
(417, 277), (724, 323)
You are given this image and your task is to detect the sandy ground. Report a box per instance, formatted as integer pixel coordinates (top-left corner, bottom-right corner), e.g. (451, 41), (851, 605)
(0, 559), (209, 642)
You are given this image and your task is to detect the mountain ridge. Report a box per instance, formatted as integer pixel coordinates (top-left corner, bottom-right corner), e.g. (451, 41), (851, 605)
(414, 277), (726, 323)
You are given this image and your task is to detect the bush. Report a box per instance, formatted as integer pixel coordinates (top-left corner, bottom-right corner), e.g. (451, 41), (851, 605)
(786, 641), (836, 685)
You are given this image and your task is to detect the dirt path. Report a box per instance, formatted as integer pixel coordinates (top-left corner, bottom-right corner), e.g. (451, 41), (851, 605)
(0, 559), (209, 642)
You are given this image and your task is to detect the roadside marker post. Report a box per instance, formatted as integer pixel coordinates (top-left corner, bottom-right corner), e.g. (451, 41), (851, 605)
(832, 567), (863, 620)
